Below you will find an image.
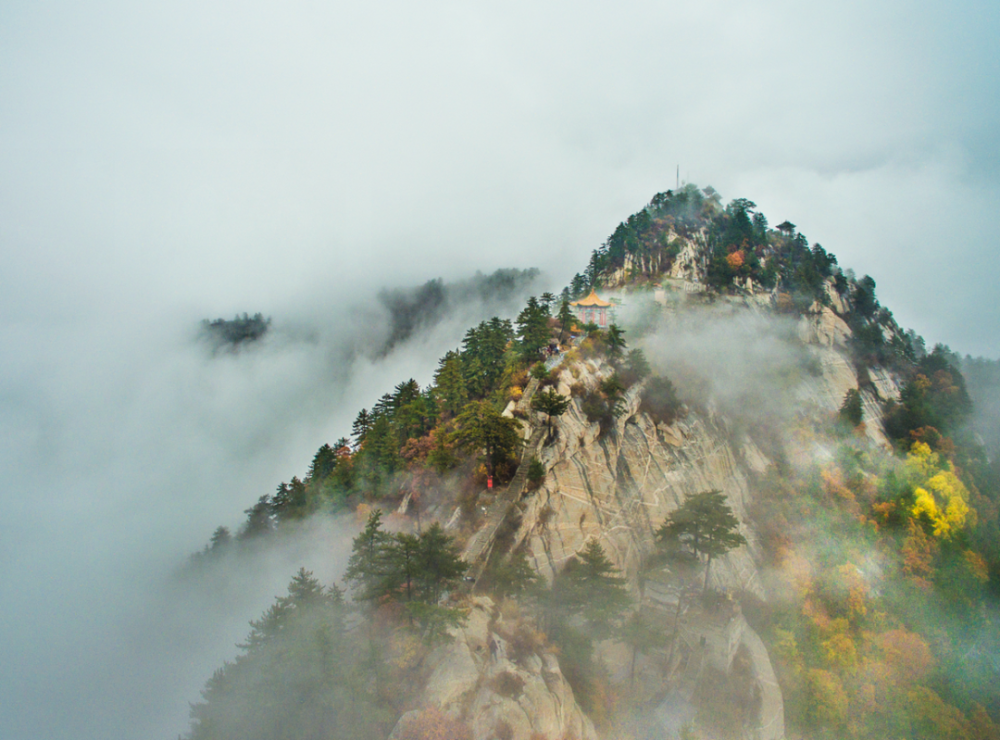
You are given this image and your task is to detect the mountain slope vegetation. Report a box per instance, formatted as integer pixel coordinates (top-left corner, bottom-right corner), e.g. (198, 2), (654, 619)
(182, 186), (1000, 740)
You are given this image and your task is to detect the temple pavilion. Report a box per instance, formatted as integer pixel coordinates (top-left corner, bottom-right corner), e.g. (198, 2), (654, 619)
(570, 290), (612, 327)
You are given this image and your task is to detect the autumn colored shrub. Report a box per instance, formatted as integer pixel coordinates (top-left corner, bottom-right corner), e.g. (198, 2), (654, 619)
(394, 707), (473, 740)
(491, 671), (526, 699)
(805, 669), (848, 729)
(508, 620), (549, 664)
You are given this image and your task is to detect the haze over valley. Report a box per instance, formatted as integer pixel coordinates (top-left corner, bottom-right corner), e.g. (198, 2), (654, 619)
(2, 1), (1000, 739)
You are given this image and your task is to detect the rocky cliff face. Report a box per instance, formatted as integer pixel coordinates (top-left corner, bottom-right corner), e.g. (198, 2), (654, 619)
(493, 302), (896, 738)
(390, 597), (598, 740)
(404, 244), (903, 738)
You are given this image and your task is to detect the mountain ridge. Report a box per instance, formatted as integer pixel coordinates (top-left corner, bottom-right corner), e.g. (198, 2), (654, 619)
(180, 185), (999, 740)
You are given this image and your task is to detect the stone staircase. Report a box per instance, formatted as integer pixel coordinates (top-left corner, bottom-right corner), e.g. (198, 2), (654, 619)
(462, 378), (546, 585)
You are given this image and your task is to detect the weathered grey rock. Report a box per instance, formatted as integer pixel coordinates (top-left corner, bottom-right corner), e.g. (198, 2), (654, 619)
(405, 597), (598, 740)
(513, 359), (764, 598)
(797, 304), (852, 347)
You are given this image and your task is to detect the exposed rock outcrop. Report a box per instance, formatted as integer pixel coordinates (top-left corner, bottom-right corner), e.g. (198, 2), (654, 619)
(463, 309), (901, 738)
(391, 597), (598, 740)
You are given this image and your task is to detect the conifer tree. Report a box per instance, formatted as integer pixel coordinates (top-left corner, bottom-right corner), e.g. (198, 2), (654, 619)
(344, 509), (393, 605)
(552, 539), (630, 639)
(656, 490), (747, 591)
(621, 611), (667, 685)
(531, 387), (571, 438)
(434, 350), (468, 417)
(461, 318), (513, 398)
(307, 443), (339, 483)
(606, 323), (627, 364)
(488, 549), (539, 598)
(451, 400), (523, 479)
(392, 379), (420, 409)
(351, 409), (371, 447)
(839, 388), (863, 428)
(557, 298), (575, 343)
(516, 296), (551, 362)
(371, 393), (395, 420)
(240, 495), (274, 539)
(414, 523), (466, 603)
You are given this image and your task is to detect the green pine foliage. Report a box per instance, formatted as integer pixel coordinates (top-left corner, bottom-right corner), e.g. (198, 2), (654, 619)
(531, 387), (571, 438)
(656, 490), (747, 591)
(182, 183), (1000, 739)
(184, 569), (384, 740)
(883, 345), (973, 447)
(838, 388), (864, 429)
(516, 295), (551, 362)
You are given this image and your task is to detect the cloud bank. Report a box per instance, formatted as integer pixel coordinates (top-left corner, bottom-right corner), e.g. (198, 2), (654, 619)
(2, 0), (999, 737)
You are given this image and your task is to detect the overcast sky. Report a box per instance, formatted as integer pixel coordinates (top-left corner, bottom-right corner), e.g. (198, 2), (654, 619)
(1, 1), (999, 738)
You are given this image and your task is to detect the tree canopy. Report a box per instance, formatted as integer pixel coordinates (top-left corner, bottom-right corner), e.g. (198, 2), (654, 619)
(657, 490), (747, 591)
(450, 400), (523, 478)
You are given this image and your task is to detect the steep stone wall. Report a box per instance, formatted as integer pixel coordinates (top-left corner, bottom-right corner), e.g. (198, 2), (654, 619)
(487, 328), (898, 738)
(391, 597), (598, 740)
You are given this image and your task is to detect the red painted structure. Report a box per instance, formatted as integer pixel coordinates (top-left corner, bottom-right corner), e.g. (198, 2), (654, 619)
(570, 290), (612, 327)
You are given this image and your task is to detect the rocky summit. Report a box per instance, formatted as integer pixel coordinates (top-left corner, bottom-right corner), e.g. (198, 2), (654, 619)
(181, 187), (1000, 740)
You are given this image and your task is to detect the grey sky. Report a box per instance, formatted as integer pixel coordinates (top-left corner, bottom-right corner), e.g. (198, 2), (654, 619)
(1, 1), (998, 738)
(3, 0), (997, 352)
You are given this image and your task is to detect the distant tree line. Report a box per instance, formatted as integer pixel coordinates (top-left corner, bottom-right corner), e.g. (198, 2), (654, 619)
(201, 313), (271, 346)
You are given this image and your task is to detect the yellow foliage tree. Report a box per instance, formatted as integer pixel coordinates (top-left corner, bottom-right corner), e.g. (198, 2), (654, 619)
(822, 630), (858, 671)
(905, 441), (939, 479)
(905, 442), (973, 538)
(806, 669), (849, 729)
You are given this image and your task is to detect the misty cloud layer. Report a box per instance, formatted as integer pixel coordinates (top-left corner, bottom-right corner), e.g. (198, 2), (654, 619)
(0, 271), (543, 740)
(2, 1), (999, 738)
(2, 0), (998, 353)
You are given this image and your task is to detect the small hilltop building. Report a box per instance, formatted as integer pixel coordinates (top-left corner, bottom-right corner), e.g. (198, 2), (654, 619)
(570, 290), (612, 328)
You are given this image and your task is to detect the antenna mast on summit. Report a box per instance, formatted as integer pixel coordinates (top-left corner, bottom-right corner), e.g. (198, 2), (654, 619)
(676, 165), (679, 190)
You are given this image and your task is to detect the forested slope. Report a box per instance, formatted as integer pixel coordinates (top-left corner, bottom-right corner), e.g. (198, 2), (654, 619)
(181, 186), (1000, 740)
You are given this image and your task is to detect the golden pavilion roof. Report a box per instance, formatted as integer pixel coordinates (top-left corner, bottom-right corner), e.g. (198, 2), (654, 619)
(570, 290), (612, 308)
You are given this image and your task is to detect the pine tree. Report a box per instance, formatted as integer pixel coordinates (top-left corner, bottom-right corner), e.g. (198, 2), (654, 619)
(488, 549), (539, 598)
(307, 443), (339, 483)
(531, 387), (571, 438)
(343, 509), (394, 605)
(240, 495), (274, 539)
(621, 611), (667, 685)
(461, 318), (514, 398)
(656, 490), (747, 591)
(552, 539), (630, 639)
(434, 350), (468, 417)
(606, 323), (627, 364)
(209, 525), (231, 551)
(351, 409), (371, 447)
(371, 393), (395, 420)
(392, 379), (420, 409)
(557, 298), (575, 343)
(386, 532), (422, 604)
(516, 296), (551, 362)
(839, 388), (864, 428)
(451, 400), (523, 478)
(414, 523), (467, 603)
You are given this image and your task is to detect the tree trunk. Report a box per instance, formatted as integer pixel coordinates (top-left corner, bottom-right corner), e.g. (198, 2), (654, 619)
(666, 591), (685, 673)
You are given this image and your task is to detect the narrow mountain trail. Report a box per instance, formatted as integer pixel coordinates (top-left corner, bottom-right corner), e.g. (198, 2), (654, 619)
(462, 377), (545, 584)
